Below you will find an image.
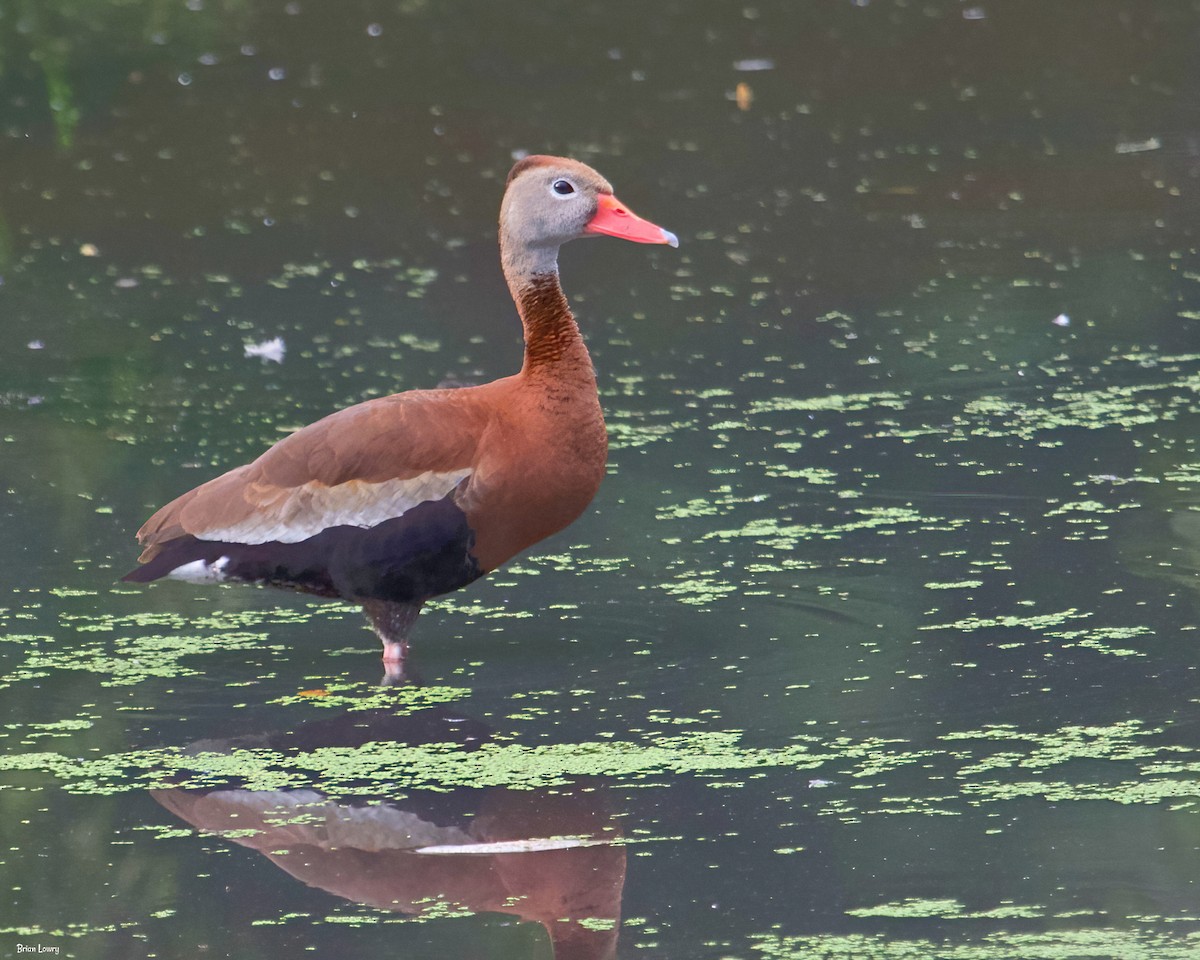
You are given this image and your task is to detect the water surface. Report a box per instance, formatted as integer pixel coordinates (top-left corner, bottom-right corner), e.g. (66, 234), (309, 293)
(4, 2), (1200, 957)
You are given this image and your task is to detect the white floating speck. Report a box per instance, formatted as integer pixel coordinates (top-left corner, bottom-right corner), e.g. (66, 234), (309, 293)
(244, 336), (286, 363)
(808, 779), (834, 789)
(27, 340), (44, 350)
(1052, 313), (1070, 327)
(733, 58), (775, 72)
(79, 243), (99, 257)
(962, 6), (986, 19)
(1115, 137), (1161, 154)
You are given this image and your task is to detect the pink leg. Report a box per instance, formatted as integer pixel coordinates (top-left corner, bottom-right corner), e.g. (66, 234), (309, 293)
(380, 639), (409, 682)
(362, 600), (422, 680)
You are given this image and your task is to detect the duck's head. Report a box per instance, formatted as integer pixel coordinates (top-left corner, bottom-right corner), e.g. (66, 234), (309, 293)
(500, 155), (677, 274)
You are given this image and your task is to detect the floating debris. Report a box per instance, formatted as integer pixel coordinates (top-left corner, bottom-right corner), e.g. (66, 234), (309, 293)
(79, 243), (99, 257)
(735, 82), (754, 111)
(1052, 313), (1070, 327)
(244, 336), (286, 363)
(733, 58), (774, 72)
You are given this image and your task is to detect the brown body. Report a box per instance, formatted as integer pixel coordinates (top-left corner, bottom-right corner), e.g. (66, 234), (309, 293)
(134, 285), (606, 577)
(125, 156), (676, 671)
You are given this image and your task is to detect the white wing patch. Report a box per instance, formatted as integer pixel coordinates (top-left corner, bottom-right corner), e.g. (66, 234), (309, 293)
(198, 468), (471, 545)
(415, 836), (610, 855)
(168, 556), (230, 583)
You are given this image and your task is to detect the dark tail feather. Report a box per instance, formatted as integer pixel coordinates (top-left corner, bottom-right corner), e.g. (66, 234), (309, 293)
(121, 537), (228, 583)
(120, 497), (480, 602)
(122, 534), (341, 598)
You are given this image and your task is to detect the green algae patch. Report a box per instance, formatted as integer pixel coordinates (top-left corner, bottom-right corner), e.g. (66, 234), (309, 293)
(0, 602), (332, 688)
(7, 717), (95, 737)
(942, 720), (1200, 808)
(268, 682), (471, 712)
(845, 898), (1045, 919)
(845, 898), (967, 918)
(921, 609), (1090, 634)
(0, 920), (144, 939)
(0, 730), (833, 797)
(1046, 625), (1150, 657)
(508, 552), (630, 576)
(962, 777), (1200, 806)
(61, 604), (322, 634)
(606, 413), (697, 450)
(916, 612), (1152, 657)
(7, 631), (284, 687)
(749, 390), (909, 415)
(764, 465), (839, 484)
(749, 929), (1200, 959)
(577, 917), (618, 931)
(8, 713), (1199, 816)
(0, 746), (302, 795)
(1044, 499), (1134, 517)
(656, 493), (755, 522)
(945, 720), (1179, 774)
(658, 573), (738, 606)
(704, 507), (942, 549)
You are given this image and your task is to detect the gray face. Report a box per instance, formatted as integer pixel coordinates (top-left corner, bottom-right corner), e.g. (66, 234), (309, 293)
(500, 157), (614, 252)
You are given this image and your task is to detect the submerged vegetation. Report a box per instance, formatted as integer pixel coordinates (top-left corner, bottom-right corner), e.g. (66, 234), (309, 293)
(0, 0), (250, 147)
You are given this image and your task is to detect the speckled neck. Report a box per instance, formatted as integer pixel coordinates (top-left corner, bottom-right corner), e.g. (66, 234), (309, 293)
(511, 271), (592, 374)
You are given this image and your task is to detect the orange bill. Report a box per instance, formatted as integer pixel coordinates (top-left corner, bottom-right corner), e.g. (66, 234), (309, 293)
(585, 193), (679, 247)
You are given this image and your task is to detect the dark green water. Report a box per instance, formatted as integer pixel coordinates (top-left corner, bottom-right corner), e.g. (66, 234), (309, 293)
(4, 1), (1200, 957)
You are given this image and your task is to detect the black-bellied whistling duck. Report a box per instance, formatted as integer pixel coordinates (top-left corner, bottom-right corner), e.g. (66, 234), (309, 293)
(124, 156), (677, 673)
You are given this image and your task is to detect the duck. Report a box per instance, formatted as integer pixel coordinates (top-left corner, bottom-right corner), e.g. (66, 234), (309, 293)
(123, 155), (677, 674)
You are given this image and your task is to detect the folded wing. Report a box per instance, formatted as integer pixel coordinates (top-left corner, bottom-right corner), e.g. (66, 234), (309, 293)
(132, 389), (486, 565)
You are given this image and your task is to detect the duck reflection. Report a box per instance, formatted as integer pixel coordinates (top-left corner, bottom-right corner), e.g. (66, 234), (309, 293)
(152, 702), (624, 959)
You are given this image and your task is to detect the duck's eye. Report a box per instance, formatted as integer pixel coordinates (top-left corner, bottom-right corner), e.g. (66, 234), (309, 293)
(552, 179), (576, 196)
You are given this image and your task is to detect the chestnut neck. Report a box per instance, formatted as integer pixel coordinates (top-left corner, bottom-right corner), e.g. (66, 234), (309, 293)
(501, 235), (594, 380)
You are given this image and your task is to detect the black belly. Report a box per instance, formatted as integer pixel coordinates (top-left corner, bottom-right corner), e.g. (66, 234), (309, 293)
(123, 495), (483, 604)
